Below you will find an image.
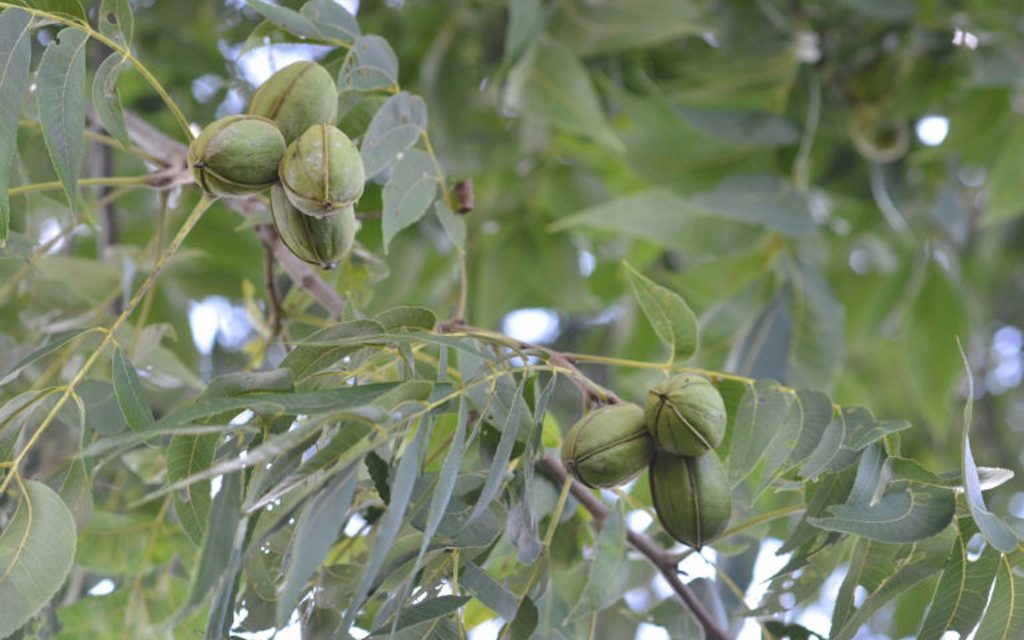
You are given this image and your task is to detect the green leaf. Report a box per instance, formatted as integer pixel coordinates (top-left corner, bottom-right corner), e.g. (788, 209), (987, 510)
(801, 406), (909, 479)
(0, 480), (77, 640)
(181, 466), (244, 621)
(58, 458), (93, 530)
(809, 482), (955, 543)
(434, 200), (465, 252)
(360, 91), (428, 178)
(981, 118), (1024, 225)
(504, 0), (545, 62)
(202, 368), (295, 399)
(278, 319), (385, 381)
(0, 329), (89, 385)
(505, 37), (622, 151)
(28, 0), (86, 22)
(97, 0), (133, 46)
(918, 520), (1000, 640)
(908, 262), (967, 425)
(761, 621), (824, 640)
(111, 346), (155, 431)
(975, 551), (1024, 640)
(470, 378), (527, 522)
(550, 0), (705, 56)
(785, 390), (834, 470)
(691, 173), (813, 236)
(415, 398), (468, 567)
(300, 0), (360, 44)
(36, 26), (88, 216)
(777, 464), (858, 557)
(243, 0), (319, 38)
(830, 530), (956, 640)
(370, 596), (470, 637)
(376, 306), (437, 331)
(959, 342), (1020, 553)
(0, 7), (32, 246)
(502, 596), (537, 640)
(342, 418), (429, 631)
(785, 263), (845, 389)
(167, 433), (217, 546)
(91, 53), (131, 147)
(338, 35), (398, 93)
(565, 503), (630, 621)
(676, 107), (801, 148)
(622, 260), (699, 361)
(728, 381), (794, 486)
(460, 560), (518, 620)
(382, 148), (438, 252)
(277, 467), (358, 626)
(552, 187), (761, 256)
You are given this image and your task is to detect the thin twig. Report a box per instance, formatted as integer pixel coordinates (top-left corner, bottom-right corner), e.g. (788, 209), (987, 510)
(257, 225), (284, 337)
(253, 225), (346, 320)
(537, 455), (731, 640)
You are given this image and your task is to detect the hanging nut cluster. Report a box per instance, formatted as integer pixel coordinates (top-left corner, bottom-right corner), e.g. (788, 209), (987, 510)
(562, 374), (732, 549)
(187, 61), (364, 268)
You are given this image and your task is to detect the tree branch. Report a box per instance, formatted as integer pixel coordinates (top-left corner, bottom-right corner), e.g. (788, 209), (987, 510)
(537, 455), (731, 640)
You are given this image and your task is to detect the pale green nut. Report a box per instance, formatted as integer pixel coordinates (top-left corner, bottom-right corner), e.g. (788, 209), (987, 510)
(279, 123), (365, 218)
(645, 374), (726, 457)
(247, 61), (339, 144)
(649, 449), (731, 549)
(270, 184), (356, 269)
(188, 115), (286, 196)
(561, 402), (654, 489)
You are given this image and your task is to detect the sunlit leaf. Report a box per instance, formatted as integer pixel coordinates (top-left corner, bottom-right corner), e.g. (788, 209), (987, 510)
(382, 148), (438, 252)
(959, 342), (1020, 553)
(830, 529), (956, 640)
(622, 260), (699, 361)
(360, 91), (428, 179)
(918, 519), (1000, 640)
(975, 551), (1024, 640)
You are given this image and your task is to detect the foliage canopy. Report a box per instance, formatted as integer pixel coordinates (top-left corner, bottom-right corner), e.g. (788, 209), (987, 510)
(1, 1), (1024, 639)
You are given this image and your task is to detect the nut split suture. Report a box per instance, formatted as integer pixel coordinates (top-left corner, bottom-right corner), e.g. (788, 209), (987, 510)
(562, 373), (732, 548)
(187, 62), (365, 268)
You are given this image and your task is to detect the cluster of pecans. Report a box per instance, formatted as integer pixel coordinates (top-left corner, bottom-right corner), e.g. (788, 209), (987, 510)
(561, 374), (731, 549)
(187, 61), (365, 268)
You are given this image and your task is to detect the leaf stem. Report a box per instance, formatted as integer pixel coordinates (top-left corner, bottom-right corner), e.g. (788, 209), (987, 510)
(8, 175), (151, 196)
